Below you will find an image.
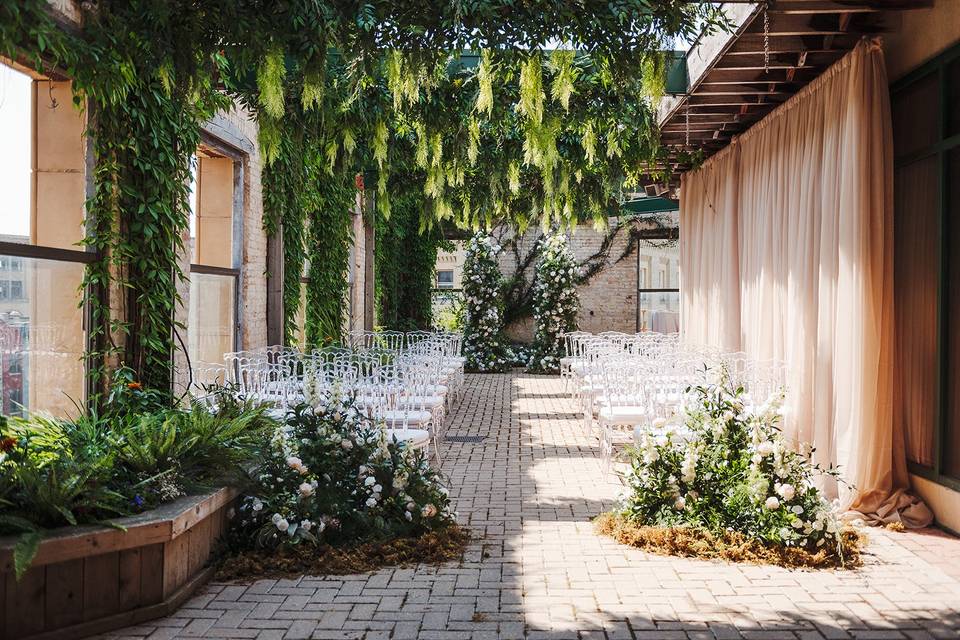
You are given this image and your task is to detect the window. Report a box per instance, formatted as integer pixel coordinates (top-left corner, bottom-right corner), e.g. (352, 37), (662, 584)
(0, 62), (91, 418)
(635, 214), (680, 334)
(187, 148), (240, 369)
(892, 43), (960, 488)
(436, 270), (455, 289)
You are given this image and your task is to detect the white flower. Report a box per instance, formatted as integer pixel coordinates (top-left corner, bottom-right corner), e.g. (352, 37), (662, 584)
(299, 482), (314, 497)
(341, 439), (354, 450)
(405, 510), (413, 521)
(757, 441), (775, 457)
(373, 484), (382, 494)
(300, 519), (312, 532)
(421, 503), (438, 518)
(674, 497), (686, 510)
(364, 476), (376, 487)
(791, 519), (803, 529)
(276, 518), (289, 532)
(286, 456), (302, 469)
(776, 483), (796, 501)
(271, 513), (283, 524)
(765, 496), (781, 510)
(251, 498), (263, 512)
(366, 497), (378, 508)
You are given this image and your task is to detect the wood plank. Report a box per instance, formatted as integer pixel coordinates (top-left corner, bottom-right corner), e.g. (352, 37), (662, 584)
(0, 569), (5, 640)
(139, 544), (164, 607)
(44, 559), (84, 630)
(118, 549), (142, 612)
(82, 553), (120, 621)
(162, 535), (190, 600)
(5, 567), (45, 638)
(187, 518), (211, 578)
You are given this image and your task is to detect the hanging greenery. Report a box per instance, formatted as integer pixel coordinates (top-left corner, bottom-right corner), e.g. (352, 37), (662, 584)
(461, 233), (510, 373)
(0, 0), (728, 397)
(527, 234), (580, 374)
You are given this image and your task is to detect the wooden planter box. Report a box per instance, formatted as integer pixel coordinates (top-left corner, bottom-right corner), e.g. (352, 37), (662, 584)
(0, 487), (238, 640)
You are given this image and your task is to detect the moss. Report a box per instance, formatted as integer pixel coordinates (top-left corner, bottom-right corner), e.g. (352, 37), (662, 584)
(216, 525), (471, 581)
(595, 512), (865, 570)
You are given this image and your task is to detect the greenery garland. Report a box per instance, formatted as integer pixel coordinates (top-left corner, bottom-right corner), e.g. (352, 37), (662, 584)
(527, 234), (580, 374)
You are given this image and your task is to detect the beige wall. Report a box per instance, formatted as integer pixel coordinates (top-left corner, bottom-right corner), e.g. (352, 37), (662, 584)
(884, 0), (960, 81)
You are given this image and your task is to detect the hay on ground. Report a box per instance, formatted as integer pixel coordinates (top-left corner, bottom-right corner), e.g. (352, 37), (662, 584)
(594, 512), (865, 569)
(216, 525), (471, 581)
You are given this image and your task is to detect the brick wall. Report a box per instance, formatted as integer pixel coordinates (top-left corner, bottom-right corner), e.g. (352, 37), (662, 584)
(496, 219), (639, 342)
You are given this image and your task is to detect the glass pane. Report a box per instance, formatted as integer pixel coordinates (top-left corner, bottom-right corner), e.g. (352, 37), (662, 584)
(638, 238), (680, 290)
(944, 148), (960, 478)
(0, 65), (33, 243)
(637, 292), (680, 334)
(0, 254), (86, 418)
(188, 272), (236, 366)
(892, 73), (940, 159)
(894, 156), (940, 468)
(948, 58), (960, 138)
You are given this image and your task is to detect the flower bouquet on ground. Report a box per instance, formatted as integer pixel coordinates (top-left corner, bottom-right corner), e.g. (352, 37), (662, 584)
(220, 394), (467, 577)
(597, 376), (864, 568)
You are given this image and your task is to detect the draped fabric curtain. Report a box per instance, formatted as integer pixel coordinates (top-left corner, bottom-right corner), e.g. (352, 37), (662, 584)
(679, 39), (931, 527)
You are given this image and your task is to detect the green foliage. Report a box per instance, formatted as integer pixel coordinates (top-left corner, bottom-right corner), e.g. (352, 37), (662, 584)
(305, 173), (354, 346)
(527, 234), (579, 373)
(461, 233), (510, 372)
(226, 396), (455, 550)
(617, 377), (849, 553)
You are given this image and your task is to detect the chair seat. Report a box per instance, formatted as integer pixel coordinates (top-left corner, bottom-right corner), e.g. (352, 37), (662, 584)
(397, 395), (445, 409)
(599, 405), (652, 424)
(426, 385), (448, 395)
(382, 409), (432, 425)
(385, 428), (431, 450)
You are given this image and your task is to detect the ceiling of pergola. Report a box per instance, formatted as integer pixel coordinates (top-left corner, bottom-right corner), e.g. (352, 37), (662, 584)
(652, 0), (932, 187)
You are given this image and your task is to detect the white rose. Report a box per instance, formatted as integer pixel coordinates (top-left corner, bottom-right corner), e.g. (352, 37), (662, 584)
(341, 439), (354, 450)
(765, 496), (781, 510)
(251, 498), (263, 512)
(405, 511), (413, 521)
(299, 482), (314, 497)
(366, 497), (378, 508)
(276, 518), (289, 532)
(674, 497), (686, 510)
(286, 456), (302, 469)
(300, 519), (312, 532)
(778, 483), (796, 501)
(757, 441), (775, 457)
(271, 513), (283, 524)
(373, 484), (382, 494)
(364, 476), (376, 486)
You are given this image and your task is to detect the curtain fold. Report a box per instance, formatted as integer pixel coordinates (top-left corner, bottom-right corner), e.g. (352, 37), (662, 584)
(679, 38), (931, 528)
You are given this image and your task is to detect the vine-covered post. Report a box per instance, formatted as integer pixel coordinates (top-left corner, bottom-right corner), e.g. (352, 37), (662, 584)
(462, 232), (509, 372)
(528, 233), (580, 373)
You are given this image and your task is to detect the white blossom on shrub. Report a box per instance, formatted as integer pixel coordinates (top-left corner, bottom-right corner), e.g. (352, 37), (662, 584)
(617, 375), (849, 552)
(462, 232), (510, 372)
(527, 233), (579, 374)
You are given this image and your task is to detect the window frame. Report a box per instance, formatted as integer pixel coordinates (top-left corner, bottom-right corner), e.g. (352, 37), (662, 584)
(634, 224), (680, 332)
(892, 42), (960, 492)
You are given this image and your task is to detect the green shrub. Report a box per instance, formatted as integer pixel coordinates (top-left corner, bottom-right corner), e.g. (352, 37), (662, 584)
(227, 396), (455, 551)
(612, 376), (854, 560)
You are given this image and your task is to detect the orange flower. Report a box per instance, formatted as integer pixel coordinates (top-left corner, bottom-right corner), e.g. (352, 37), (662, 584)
(127, 382), (143, 390)
(0, 436), (17, 452)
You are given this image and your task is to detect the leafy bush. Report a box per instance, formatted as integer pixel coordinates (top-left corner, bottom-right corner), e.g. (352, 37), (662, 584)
(0, 371), (273, 578)
(462, 232), (510, 372)
(527, 233), (579, 374)
(227, 394), (455, 550)
(610, 376), (857, 564)
(505, 343), (533, 369)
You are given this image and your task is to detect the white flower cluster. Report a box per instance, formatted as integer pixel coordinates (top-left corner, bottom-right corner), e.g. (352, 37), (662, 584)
(528, 233), (579, 373)
(462, 232), (510, 372)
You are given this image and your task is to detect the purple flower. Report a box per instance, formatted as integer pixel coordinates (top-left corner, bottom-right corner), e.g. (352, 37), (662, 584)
(132, 495), (145, 508)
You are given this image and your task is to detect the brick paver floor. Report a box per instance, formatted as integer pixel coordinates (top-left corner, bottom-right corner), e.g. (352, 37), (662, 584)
(101, 373), (960, 640)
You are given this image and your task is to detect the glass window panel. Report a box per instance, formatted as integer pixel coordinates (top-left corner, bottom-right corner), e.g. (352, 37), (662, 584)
(892, 73), (940, 159)
(943, 148), (960, 478)
(948, 58), (960, 138)
(0, 255), (86, 418)
(894, 156), (940, 468)
(637, 291), (680, 334)
(0, 65), (33, 244)
(188, 272), (236, 366)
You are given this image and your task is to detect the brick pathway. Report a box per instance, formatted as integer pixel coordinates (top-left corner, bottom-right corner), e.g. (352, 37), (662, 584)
(102, 373), (960, 640)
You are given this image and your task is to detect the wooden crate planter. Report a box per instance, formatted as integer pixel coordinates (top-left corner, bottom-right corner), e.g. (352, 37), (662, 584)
(0, 487), (238, 640)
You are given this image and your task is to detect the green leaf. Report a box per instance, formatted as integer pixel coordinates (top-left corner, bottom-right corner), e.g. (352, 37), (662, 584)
(14, 531), (43, 581)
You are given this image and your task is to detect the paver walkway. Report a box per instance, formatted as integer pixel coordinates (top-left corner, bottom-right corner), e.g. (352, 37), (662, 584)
(103, 373), (960, 640)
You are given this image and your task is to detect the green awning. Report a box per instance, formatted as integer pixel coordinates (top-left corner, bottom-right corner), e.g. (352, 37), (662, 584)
(622, 197), (678, 215)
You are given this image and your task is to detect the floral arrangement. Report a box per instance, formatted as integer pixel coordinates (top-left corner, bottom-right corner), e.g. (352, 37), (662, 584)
(461, 232), (510, 372)
(505, 343), (533, 369)
(228, 394), (455, 550)
(527, 233), (579, 374)
(604, 376), (861, 566)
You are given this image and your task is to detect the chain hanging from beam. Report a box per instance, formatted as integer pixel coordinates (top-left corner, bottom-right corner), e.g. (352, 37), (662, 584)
(763, 1), (771, 74)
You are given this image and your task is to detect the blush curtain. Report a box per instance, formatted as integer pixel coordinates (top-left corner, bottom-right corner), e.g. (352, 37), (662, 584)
(679, 38), (931, 527)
